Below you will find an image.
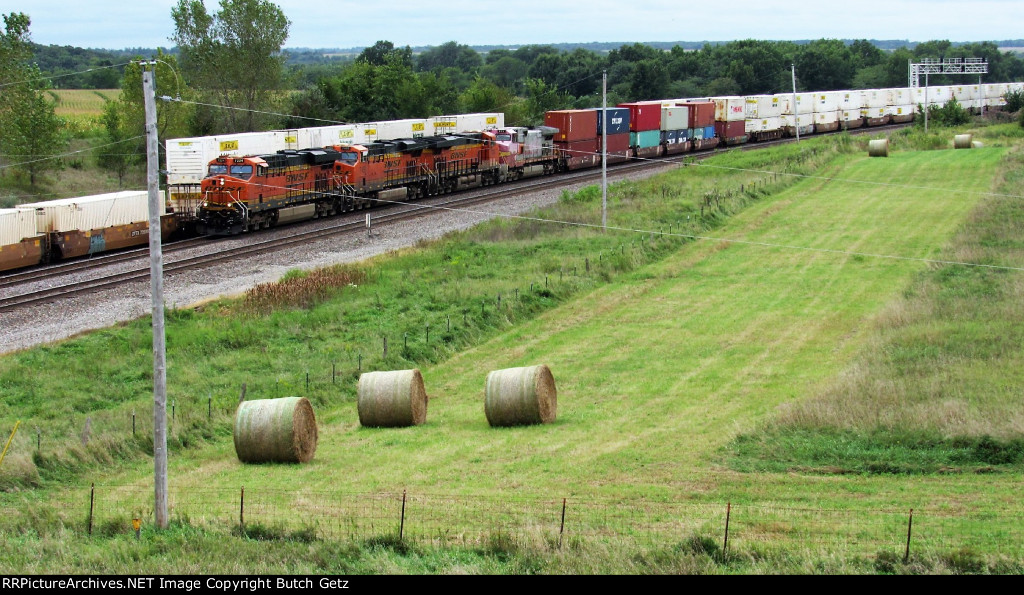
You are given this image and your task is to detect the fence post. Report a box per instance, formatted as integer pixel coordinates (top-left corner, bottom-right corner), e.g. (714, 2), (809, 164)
(399, 490), (407, 542)
(332, 362), (336, 384)
(88, 483), (95, 537)
(240, 486), (245, 530)
(132, 411), (136, 437)
(208, 395), (212, 420)
(904, 508), (914, 563)
(305, 372), (309, 392)
(723, 501), (731, 555)
(559, 498), (567, 548)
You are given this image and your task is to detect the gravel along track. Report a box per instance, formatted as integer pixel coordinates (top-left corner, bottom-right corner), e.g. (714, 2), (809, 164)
(0, 162), (677, 355)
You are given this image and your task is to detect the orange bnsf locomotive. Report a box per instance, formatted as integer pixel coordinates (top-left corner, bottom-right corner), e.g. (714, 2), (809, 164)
(197, 131), (514, 236)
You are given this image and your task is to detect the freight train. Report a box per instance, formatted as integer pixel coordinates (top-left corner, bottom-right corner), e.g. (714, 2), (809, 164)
(2, 82), (1021, 270)
(189, 83), (1021, 236)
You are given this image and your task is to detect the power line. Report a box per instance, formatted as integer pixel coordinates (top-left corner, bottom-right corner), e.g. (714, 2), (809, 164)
(158, 95), (351, 127)
(0, 135), (145, 171)
(0, 62), (134, 89)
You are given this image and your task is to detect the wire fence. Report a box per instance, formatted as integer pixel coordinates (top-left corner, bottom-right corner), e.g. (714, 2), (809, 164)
(14, 484), (1023, 561)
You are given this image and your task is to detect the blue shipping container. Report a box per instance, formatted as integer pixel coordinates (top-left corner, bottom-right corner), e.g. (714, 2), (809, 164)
(596, 108), (630, 135)
(704, 125), (715, 140)
(630, 130), (661, 148)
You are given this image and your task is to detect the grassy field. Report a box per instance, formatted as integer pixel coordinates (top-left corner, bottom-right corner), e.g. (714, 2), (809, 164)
(1, 125), (1022, 574)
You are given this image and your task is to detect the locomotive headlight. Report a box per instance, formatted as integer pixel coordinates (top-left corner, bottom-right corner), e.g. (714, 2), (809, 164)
(219, 178), (225, 186)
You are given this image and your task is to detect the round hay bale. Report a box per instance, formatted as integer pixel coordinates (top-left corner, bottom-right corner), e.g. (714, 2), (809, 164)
(484, 364), (557, 427)
(234, 397), (318, 463)
(357, 369), (428, 427)
(972, 141), (984, 149)
(954, 134), (974, 149)
(867, 139), (889, 157)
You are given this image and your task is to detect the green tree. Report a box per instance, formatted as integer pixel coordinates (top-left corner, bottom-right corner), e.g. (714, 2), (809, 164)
(795, 39), (856, 91)
(3, 71), (66, 185)
(97, 98), (134, 186)
(415, 41), (481, 74)
(0, 12), (34, 161)
(171, 0), (291, 133)
(849, 39), (885, 69)
(523, 77), (571, 126)
(480, 56), (528, 90)
(460, 77), (515, 114)
(0, 13), (66, 186)
(118, 52), (193, 142)
(358, 40), (412, 68)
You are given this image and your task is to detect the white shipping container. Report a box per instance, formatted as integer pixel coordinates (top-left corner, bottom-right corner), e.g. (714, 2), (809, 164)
(18, 191), (158, 233)
(781, 113), (815, 128)
(710, 96), (745, 122)
(887, 87), (912, 105)
(0, 208), (40, 246)
(745, 117), (782, 133)
(862, 89), (888, 109)
(166, 130), (298, 185)
(840, 109), (863, 124)
(301, 124), (369, 148)
(661, 106), (689, 130)
(813, 110), (840, 125)
(364, 119), (429, 141)
(744, 95), (783, 119)
(772, 94), (813, 115)
(429, 113), (504, 134)
(812, 92), (842, 113)
(839, 91), (863, 109)
(862, 107), (888, 120)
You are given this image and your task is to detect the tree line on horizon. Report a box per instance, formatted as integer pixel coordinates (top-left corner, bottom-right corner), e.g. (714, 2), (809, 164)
(3, 0), (1024, 190)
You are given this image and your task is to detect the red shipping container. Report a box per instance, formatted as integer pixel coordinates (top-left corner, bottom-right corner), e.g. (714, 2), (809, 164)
(600, 133), (631, 164)
(617, 102), (662, 132)
(555, 138), (599, 170)
(685, 101), (715, 129)
(545, 110), (598, 143)
(715, 120), (746, 145)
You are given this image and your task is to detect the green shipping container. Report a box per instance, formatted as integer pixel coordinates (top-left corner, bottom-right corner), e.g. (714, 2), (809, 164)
(630, 130), (661, 148)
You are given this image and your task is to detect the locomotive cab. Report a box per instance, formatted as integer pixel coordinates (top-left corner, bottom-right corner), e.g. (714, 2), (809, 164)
(331, 145), (367, 185)
(198, 155), (268, 235)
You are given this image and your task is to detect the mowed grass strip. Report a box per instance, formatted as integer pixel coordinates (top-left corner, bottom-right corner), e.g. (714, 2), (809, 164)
(733, 144), (1024, 474)
(125, 146), (1009, 501)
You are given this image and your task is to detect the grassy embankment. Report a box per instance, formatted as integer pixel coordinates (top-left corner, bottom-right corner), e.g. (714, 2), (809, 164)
(1, 123), (1022, 573)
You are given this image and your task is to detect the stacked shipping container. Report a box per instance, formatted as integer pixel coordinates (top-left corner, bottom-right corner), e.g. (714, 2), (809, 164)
(0, 208), (44, 272)
(545, 110), (599, 170)
(596, 107), (632, 164)
(17, 191), (175, 259)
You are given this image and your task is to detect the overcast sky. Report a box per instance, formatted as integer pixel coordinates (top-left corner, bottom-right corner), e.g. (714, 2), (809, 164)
(4, 0), (1022, 50)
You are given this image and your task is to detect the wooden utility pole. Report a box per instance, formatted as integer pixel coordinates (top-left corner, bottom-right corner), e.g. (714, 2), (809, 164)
(143, 63), (168, 529)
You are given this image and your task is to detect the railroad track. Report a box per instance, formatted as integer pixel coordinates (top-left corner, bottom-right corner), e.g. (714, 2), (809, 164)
(0, 160), (664, 312)
(0, 122), (908, 313)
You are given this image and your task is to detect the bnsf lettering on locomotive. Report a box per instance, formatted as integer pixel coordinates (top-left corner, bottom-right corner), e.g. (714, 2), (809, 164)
(285, 172), (309, 183)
